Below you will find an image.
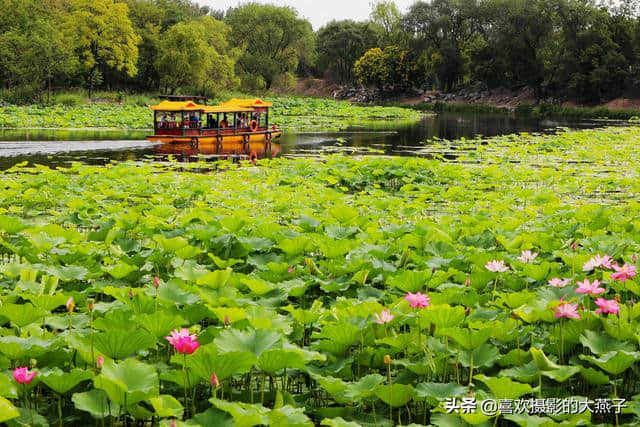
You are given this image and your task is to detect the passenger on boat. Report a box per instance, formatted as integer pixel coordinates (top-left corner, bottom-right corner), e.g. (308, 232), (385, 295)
(236, 116), (242, 128)
(168, 113), (177, 129)
(220, 115), (229, 128)
(159, 113), (168, 128)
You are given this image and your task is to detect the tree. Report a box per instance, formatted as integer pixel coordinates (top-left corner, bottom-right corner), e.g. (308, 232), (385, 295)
(0, 0), (75, 102)
(470, 0), (555, 97)
(370, 1), (404, 45)
(156, 16), (237, 94)
(354, 46), (419, 93)
(316, 20), (381, 84)
(404, 0), (478, 91)
(225, 3), (315, 89)
(66, 0), (141, 97)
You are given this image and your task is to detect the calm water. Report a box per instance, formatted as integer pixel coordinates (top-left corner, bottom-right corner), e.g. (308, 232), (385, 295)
(0, 113), (614, 169)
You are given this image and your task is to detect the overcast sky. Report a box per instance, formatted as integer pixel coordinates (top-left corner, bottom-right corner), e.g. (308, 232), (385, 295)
(201, 0), (416, 30)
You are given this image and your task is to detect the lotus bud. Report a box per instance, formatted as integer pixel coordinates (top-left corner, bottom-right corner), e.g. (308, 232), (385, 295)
(170, 421), (177, 427)
(210, 372), (220, 388)
(87, 298), (95, 312)
(464, 277), (471, 287)
(571, 241), (578, 251)
(96, 355), (104, 369)
(224, 315), (230, 326)
(66, 296), (75, 313)
(632, 253), (638, 263)
(30, 359), (37, 368)
(465, 307), (472, 316)
(153, 276), (160, 288)
(287, 266), (295, 274)
(128, 290), (134, 299)
(383, 355), (392, 365)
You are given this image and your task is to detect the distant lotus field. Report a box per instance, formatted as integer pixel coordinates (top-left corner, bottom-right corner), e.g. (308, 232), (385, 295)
(1, 126), (640, 426)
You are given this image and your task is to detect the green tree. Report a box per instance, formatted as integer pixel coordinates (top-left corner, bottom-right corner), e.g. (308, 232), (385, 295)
(225, 3), (315, 89)
(156, 16), (237, 94)
(354, 46), (419, 93)
(405, 0), (478, 91)
(0, 0), (75, 102)
(369, 1), (404, 45)
(66, 0), (141, 97)
(316, 20), (381, 84)
(470, 0), (555, 97)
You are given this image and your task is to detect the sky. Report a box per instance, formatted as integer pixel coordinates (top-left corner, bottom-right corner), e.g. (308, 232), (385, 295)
(201, 0), (416, 30)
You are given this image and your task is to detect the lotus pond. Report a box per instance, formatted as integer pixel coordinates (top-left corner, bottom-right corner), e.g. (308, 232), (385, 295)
(1, 125), (640, 426)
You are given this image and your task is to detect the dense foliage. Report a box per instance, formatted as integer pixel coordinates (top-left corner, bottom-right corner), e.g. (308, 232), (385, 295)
(0, 0), (638, 105)
(0, 95), (422, 131)
(1, 126), (640, 425)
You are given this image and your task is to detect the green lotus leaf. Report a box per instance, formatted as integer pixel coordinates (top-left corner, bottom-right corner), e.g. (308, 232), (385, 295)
(441, 327), (492, 350)
(0, 336), (56, 360)
(153, 235), (189, 253)
(5, 407), (48, 427)
(374, 384), (415, 407)
(92, 309), (134, 331)
(473, 374), (533, 400)
(387, 269), (433, 293)
(93, 329), (156, 360)
(190, 408), (234, 427)
(102, 261), (137, 279)
(0, 303), (46, 327)
(197, 268), (233, 288)
(0, 397), (19, 423)
(149, 395), (183, 418)
(21, 293), (67, 311)
(579, 350), (639, 375)
(458, 343), (501, 369)
(429, 413), (467, 427)
(93, 358), (159, 407)
(312, 375), (349, 404)
(257, 348), (307, 373)
(328, 205), (359, 224)
(267, 405), (313, 427)
(579, 330), (635, 355)
(72, 389), (121, 418)
(0, 373), (18, 399)
(0, 215), (27, 234)
(415, 382), (468, 407)
(173, 259), (209, 281)
(421, 304), (466, 329)
(238, 276), (275, 295)
(579, 367), (610, 385)
(210, 398), (269, 427)
(214, 328), (281, 356)
(41, 368), (94, 394)
(320, 418), (365, 427)
(135, 312), (186, 338)
(187, 345), (256, 381)
(342, 374), (385, 402)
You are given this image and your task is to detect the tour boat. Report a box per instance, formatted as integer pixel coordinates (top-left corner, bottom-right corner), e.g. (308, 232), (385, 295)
(147, 96), (282, 153)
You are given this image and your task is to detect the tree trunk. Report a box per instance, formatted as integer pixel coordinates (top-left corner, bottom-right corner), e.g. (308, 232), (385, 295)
(88, 66), (96, 99)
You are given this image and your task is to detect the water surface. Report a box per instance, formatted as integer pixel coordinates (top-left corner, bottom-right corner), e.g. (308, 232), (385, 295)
(0, 112), (615, 169)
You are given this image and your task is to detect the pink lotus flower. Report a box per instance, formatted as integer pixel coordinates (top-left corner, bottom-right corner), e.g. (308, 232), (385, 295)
(594, 298), (620, 316)
(485, 260), (509, 273)
(373, 309), (395, 324)
(13, 367), (37, 384)
(96, 355), (104, 369)
(165, 328), (200, 355)
(583, 255), (614, 272)
(611, 263), (637, 282)
(404, 292), (431, 309)
(153, 276), (160, 288)
(210, 372), (220, 388)
(548, 278), (571, 288)
(517, 250), (538, 263)
(575, 279), (606, 296)
(553, 303), (581, 319)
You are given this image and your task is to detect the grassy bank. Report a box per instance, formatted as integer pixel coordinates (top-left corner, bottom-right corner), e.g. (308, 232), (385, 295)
(1, 126), (640, 425)
(0, 93), (422, 132)
(408, 100), (640, 120)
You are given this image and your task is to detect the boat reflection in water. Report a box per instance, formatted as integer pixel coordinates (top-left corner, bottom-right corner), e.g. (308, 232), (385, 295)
(151, 140), (282, 163)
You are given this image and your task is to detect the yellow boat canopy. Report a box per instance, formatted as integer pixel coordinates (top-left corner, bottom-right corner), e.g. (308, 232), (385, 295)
(220, 98), (273, 108)
(202, 105), (255, 113)
(150, 101), (204, 111)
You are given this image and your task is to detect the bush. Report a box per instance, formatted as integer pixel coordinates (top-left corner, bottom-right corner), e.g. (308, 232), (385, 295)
(53, 93), (86, 106)
(514, 104), (534, 115)
(0, 85), (40, 105)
